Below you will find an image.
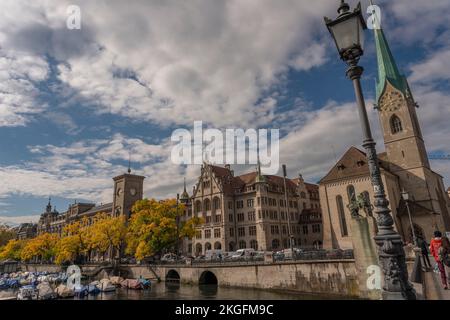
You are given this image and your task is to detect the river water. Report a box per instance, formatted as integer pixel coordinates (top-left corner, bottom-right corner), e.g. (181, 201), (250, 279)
(1, 283), (327, 300)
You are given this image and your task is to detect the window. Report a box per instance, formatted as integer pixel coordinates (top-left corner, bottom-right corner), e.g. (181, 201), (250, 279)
(248, 211), (256, 221)
(237, 213), (245, 222)
(272, 239), (280, 250)
(213, 197), (220, 210)
(282, 225), (287, 235)
(300, 192), (306, 199)
(249, 226), (256, 236)
(336, 195), (348, 237)
(229, 214), (233, 222)
(205, 216), (211, 223)
(390, 115), (403, 134)
(347, 185), (356, 203)
(236, 200), (244, 209)
(247, 199), (254, 207)
(312, 224), (321, 233)
(214, 215), (222, 223)
(204, 198), (211, 211)
(238, 227), (245, 237)
(303, 225), (309, 235)
(214, 228), (221, 238)
(228, 201), (233, 210)
(250, 240), (258, 250)
(195, 200), (202, 213)
(270, 225), (279, 235)
(229, 228), (234, 237)
(239, 240), (246, 249)
(204, 229), (211, 239)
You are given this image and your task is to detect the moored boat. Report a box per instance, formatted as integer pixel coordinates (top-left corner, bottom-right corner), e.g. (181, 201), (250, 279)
(99, 279), (116, 292)
(55, 284), (75, 298)
(17, 285), (39, 300)
(37, 282), (58, 300)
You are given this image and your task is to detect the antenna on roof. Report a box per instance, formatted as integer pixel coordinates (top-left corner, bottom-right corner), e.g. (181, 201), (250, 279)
(128, 151), (132, 174)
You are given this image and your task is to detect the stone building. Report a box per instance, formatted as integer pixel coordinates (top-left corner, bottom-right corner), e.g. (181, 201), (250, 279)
(320, 24), (450, 250)
(16, 223), (37, 240)
(37, 171), (145, 236)
(179, 163), (322, 256)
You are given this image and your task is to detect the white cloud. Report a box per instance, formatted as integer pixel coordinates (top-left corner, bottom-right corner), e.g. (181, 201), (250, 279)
(0, 0), (336, 128)
(0, 51), (49, 126)
(0, 215), (40, 226)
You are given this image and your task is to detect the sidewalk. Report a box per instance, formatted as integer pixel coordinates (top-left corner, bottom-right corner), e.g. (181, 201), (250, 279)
(423, 263), (450, 300)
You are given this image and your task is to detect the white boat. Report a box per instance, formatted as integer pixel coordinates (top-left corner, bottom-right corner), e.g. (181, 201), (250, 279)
(17, 286), (39, 300)
(99, 279), (116, 292)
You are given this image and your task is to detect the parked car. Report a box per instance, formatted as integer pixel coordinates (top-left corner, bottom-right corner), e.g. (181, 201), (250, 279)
(205, 250), (224, 262)
(282, 248), (303, 260)
(161, 253), (178, 263)
(231, 249), (256, 261)
(273, 251), (285, 261)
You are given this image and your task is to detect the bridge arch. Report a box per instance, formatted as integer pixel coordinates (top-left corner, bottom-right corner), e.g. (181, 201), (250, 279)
(199, 270), (218, 285)
(166, 269), (180, 283)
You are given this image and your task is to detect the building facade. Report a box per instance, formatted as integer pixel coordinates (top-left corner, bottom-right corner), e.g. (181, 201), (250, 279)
(179, 163), (323, 256)
(37, 172), (145, 236)
(320, 24), (450, 250)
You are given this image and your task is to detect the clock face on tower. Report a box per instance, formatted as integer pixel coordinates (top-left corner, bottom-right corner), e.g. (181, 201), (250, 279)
(379, 90), (405, 112)
(130, 188), (137, 196)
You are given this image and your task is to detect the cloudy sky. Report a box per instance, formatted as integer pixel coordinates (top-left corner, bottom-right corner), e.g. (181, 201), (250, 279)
(0, 0), (449, 224)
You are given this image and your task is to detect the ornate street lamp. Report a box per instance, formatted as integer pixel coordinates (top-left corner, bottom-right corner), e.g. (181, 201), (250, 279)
(324, 1), (416, 300)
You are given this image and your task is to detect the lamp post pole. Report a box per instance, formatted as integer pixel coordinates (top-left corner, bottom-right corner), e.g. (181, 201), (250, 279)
(282, 165), (295, 254)
(176, 193), (180, 257)
(325, 1), (416, 300)
(402, 190), (417, 246)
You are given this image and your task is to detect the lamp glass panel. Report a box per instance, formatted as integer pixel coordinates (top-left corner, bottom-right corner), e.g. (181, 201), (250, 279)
(329, 15), (361, 52)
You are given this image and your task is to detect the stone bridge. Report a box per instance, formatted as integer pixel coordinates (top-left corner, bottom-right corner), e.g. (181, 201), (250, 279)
(126, 260), (361, 298)
(22, 259), (365, 298)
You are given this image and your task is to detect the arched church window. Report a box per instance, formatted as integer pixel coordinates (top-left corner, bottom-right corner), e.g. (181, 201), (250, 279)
(347, 185), (356, 203)
(336, 195), (348, 237)
(390, 115), (403, 134)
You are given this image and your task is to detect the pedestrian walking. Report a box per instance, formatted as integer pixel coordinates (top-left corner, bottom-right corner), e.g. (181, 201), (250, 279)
(430, 231), (449, 290)
(416, 236), (431, 269)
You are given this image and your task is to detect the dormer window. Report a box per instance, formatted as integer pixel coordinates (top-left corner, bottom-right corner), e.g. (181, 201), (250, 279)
(356, 160), (365, 167)
(337, 164), (346, 171)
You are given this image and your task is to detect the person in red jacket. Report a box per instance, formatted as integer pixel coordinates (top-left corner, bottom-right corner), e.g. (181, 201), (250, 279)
(430, 231), (448, 290)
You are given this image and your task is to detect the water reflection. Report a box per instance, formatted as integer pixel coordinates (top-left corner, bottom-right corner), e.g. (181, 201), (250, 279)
(81, 282), (319, 300)
(2, 282), (331, 300)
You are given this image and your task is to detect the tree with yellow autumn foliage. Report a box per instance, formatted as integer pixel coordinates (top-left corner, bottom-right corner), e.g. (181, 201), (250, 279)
(126, 199), (203, 260)
(21, 233), (59, 263)
(90, 213), (127, 260)
(55, 217), (91, 264)
(0, 239), (27, 261)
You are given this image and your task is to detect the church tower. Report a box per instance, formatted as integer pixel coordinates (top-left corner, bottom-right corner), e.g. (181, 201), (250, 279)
(374, 27), (429, 173)
(112, 167), (145, 219)
(374, 23), (450, 234)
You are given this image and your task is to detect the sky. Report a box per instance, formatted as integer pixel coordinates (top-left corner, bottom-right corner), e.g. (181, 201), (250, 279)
(0, 0), (449, 225)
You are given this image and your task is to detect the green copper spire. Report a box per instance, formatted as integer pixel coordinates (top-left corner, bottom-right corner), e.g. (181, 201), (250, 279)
(374, 26), (410, 104)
